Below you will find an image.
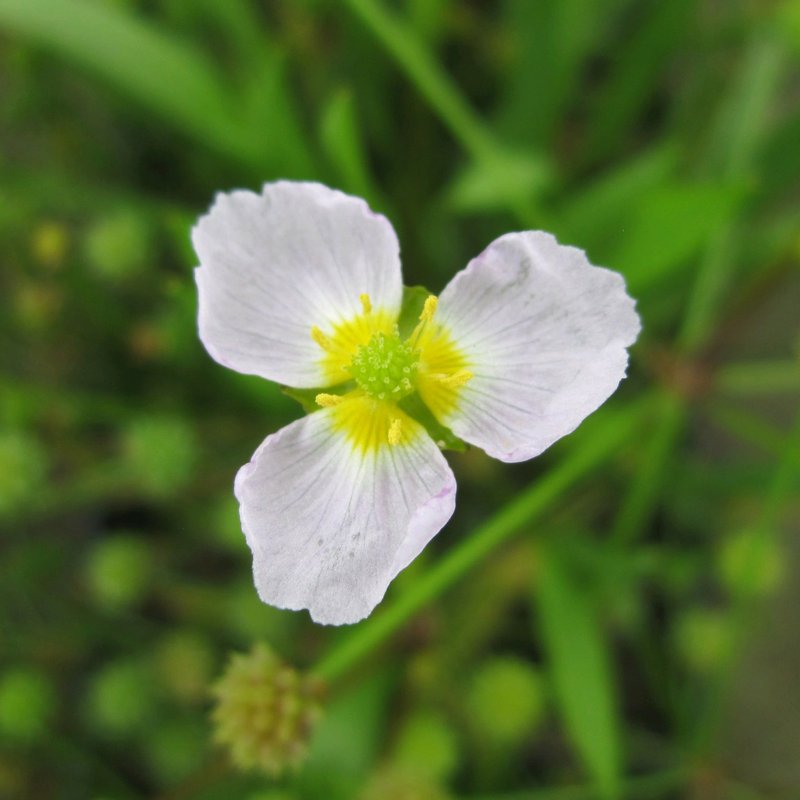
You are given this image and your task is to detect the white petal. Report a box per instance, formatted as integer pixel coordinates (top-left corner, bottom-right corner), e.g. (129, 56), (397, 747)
(234, 408), (456, 625)
(193, 181), (402, 387)
(436, 231), (641, 462)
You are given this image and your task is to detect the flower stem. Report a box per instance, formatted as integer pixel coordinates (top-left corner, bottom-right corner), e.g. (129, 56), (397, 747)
(340, 0), (497, 163)
(312, 399), (650, 683)
(339, 0), (546, 228)
(716, 360), (800, 396)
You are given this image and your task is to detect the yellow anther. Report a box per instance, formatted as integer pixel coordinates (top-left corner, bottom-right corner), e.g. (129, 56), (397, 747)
(419, 295), (438, 322)
(387, 417), (402, 446)
(359, 293), (373, 314)
(408, 294), (439, 348)
(433, 369), (473, 389)
(311, 326), (332, 351)
(315, 393), (343, 408)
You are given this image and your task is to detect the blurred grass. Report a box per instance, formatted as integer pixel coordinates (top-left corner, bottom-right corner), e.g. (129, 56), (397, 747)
(0, 0), (799, 798)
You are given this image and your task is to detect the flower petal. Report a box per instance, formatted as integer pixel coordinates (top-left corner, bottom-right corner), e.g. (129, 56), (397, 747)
(234, 406), (456, 625)
(193, 181), (403, 387)
(435, 231), (641, 462)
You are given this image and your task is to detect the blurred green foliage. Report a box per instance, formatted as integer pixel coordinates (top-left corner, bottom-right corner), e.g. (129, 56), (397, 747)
(0, 0), (798, 798)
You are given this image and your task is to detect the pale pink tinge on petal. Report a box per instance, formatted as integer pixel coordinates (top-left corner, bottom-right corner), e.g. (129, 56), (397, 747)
(193, 181), (403, 388)
(234, 410), (456, 625)
(436, 231), (641, 462)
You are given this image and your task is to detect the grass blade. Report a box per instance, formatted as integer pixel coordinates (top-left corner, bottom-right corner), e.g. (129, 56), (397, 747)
(0, 0), (261, 168)
(536, 543), (623, 799)
(319, 87), (378, 202)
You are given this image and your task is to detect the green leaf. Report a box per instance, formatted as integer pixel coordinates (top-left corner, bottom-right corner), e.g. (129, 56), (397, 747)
(554, 145), (678, 254)
(498, 0), (610, 147)
(609, 181), (749, 293)
(536, 542), (622, 799)
(0, 0), (262, 168)
(586, 0), (696, 163)
(319, 87), (377, 201)
(242, 48), (317, 177)
(445, 150), (552, 214)
(342, 0), (499, 161)
(701, 33), (787, 179)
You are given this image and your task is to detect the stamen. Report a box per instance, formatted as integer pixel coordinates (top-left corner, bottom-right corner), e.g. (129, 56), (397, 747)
(419, 295), (438, 322)
(432, 369), (473, 389)
(315, 393), (343, 408)
(311, 326), (333, 352)
(408, 294), (439, 347)
(387, 417), (402, 446)
(359, 293), (372, 315)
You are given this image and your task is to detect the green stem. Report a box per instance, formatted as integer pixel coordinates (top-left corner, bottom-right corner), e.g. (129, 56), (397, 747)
(706, 403), (786, 456)
(341, 0), (497, 162)
(312, 400), (649, 683)
(610, 392), (684, 545)
(340, 0), (547, 229)
(716, 360), (800, 395)
(677, 228), (734, 354)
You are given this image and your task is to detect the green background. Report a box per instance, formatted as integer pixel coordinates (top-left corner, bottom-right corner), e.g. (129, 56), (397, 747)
(1, 0), (799, 798)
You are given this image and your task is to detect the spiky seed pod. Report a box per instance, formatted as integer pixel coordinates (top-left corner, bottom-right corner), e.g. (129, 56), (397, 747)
(210, 643), (325, 775)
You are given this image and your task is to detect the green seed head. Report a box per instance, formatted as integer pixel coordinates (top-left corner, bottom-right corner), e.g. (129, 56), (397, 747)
(350, 331), (419, 401)
(211, 643), (325, 775)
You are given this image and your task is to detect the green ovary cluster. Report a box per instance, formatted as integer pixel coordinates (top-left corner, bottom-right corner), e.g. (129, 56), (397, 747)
(350, 331), (419, 401)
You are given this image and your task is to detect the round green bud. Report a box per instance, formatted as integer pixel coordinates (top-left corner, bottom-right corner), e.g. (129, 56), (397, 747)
(392, 711), (459, 781)
(83, 210), (153, 282)
(716, 527), (784, 598)
(467, 657), (547, 746)
(122, 415), (198, 496)
(84, 659), (158, 735)
(0, 669), (56, 744)
(350, 331), (418, 401)
(84, 534), (153, 611)
(211, 644), (325, 776)
(673, 608), (731, 673)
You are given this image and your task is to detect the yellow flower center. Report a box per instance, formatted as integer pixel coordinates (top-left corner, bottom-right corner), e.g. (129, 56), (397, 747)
(310, 293), (472, 452)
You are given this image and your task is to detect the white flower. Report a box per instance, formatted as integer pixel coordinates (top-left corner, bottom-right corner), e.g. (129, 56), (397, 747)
(193, 182), (640, 625)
